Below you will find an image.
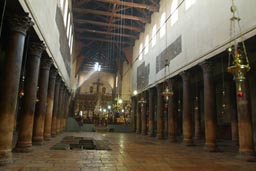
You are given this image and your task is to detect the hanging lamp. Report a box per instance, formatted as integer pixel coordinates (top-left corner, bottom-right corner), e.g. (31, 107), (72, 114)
(227, 0), (250, 97)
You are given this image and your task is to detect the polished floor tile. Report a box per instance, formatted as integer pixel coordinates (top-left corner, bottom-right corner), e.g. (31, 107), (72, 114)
(0, 132), (255, 171)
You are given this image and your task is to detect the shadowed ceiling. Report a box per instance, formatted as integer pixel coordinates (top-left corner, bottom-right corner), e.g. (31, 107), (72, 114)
(72, 0), (160, 73)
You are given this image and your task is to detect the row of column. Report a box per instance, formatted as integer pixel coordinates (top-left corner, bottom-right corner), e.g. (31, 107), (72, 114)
(132, 61), (255, 158)
(0, 14), (71, 165)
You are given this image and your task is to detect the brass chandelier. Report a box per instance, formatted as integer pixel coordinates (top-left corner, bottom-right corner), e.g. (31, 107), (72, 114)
(227, 0), (250, 97)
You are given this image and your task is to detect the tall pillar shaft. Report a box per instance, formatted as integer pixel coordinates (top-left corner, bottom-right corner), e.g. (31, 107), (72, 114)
(132, 97), (137, 131)
(44, 67), (57, 140)
(60, 89), (67, 131)
(0, 14), (33, 165)
(148, 88), (155, 137)
(156, 84), (164, 139)
(180, 72), (193, 145)
(32, 57), (52, 145)
(200, 62), (218, 151)
(56, 83), (64, 134)
(136, 95), (141, 134)
(236, 80), (254, 156)
(51, 76), (61, 137)
(168, 79), (176, 142)
(141, 93), (147, 135)
(194, 96), (201, 140)
(15, 41), (45, 152)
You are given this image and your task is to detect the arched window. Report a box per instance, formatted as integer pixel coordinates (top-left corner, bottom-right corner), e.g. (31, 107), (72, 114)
(152, 24), (157, 47)
(139, 43), (143, 60)
(66, 12), (71, 37)
(160, 12), (166, 38)
(171, 0), (178, 26)
(144, 35), (149, 55)
(63, 0), (69, 26)
(186, 0), (196, 10)
(60, 0), (65, 11)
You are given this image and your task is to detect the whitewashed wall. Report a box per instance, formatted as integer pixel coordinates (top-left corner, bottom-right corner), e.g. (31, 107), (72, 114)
(132, 0), (256, 93)
(19, 0), (71, 86)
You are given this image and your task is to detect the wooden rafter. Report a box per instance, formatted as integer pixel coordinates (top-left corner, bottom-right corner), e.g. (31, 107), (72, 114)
(75, 28), (138, 40)
(94, 0), (159, 12)
(79, 37), (133, 45)
(74, 19), (143, 32)
(73, 8), (148, 23)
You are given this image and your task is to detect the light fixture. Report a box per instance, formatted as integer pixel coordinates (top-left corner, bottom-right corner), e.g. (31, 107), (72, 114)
(133, 90), (138, 95)
(162, 59), (173, 106)
(227, 0), (250, 97)
(138, 96), (146, 107)
(94, 62), (101, 71)
(107, 105), (111, 110)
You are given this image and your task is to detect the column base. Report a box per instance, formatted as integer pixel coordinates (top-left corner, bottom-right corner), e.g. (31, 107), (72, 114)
(236, 151), (256, 162)
(168, 136), (177, 143)
(183, 139), (194, 146)
(32, 141), (44, 146)
(0, 150), (13, 166)
(51, 132), (56, 137)
(13, 146), (32, 153)
(136, 130), (141, 134)
(157, 134), (164, 140)
(141, 131), (147, 135)
(44, 134), (51, 141)
(148, 132), (154, 137)
(14, 141), (33, 153)
(204, 143), (220, 152)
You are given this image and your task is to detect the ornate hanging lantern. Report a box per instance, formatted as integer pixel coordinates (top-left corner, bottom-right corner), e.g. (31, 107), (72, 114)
(162, 84), (173, 103)
(227, 0), (250, 97)
(138, 96), (146, 107)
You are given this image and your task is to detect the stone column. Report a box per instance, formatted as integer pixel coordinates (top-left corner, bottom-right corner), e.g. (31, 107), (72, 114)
(136, 95), (141, 134)
(63, 91), (71, 130)
(148, 88), (155, 137)
(180, 72), (193, 145)
(235, 80), (255, 157)
(227, 80), (239, 145)
(141, 93), (147, 135)
(200, 62), (218, 151)
(60, 88), (67, 131)
(156, 84), (164, 139)
(44, 66), (58, 140)
(32, 56), (52, 145)
(194, 96), (201, 140)
(51, 76), (61, 137)
(0, 14), (33, 165)
(132, 97), (137, 131)
(15, 41), (45, 152)
(56, 82), (64, 134)
(167, 79), (176, 142)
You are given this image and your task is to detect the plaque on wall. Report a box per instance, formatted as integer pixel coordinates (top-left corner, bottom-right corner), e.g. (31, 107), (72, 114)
(137, 62), (150, 90)
(156, 36), (182, 73)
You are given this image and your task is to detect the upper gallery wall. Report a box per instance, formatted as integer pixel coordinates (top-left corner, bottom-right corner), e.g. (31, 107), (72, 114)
(19, 0), (74, 86)
(132, 0), (256, 92)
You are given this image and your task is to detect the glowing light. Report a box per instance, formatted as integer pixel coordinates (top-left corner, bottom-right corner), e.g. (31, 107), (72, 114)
(133, 90), (138, 95)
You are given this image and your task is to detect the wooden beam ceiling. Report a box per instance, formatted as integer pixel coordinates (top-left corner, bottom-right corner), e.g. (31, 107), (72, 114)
(74, 19), (143, 32)
(73, 8), (148, 23)
(79, 36), (133, 45)
(94, 0), (159, 12)
(75, 28), (138, 39)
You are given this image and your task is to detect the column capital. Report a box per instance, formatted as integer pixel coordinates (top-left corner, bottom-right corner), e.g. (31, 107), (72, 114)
(40, 56), (53, 70)
(49, 67), (58, 79)
(8, 13), (33, 35)
(200, 61), (212, 73)
(29, 41), (46, 57)
(180, 71), (190, 81)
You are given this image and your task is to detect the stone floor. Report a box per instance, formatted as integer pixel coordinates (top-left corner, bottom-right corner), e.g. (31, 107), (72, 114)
(1, 132), (256, 171)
